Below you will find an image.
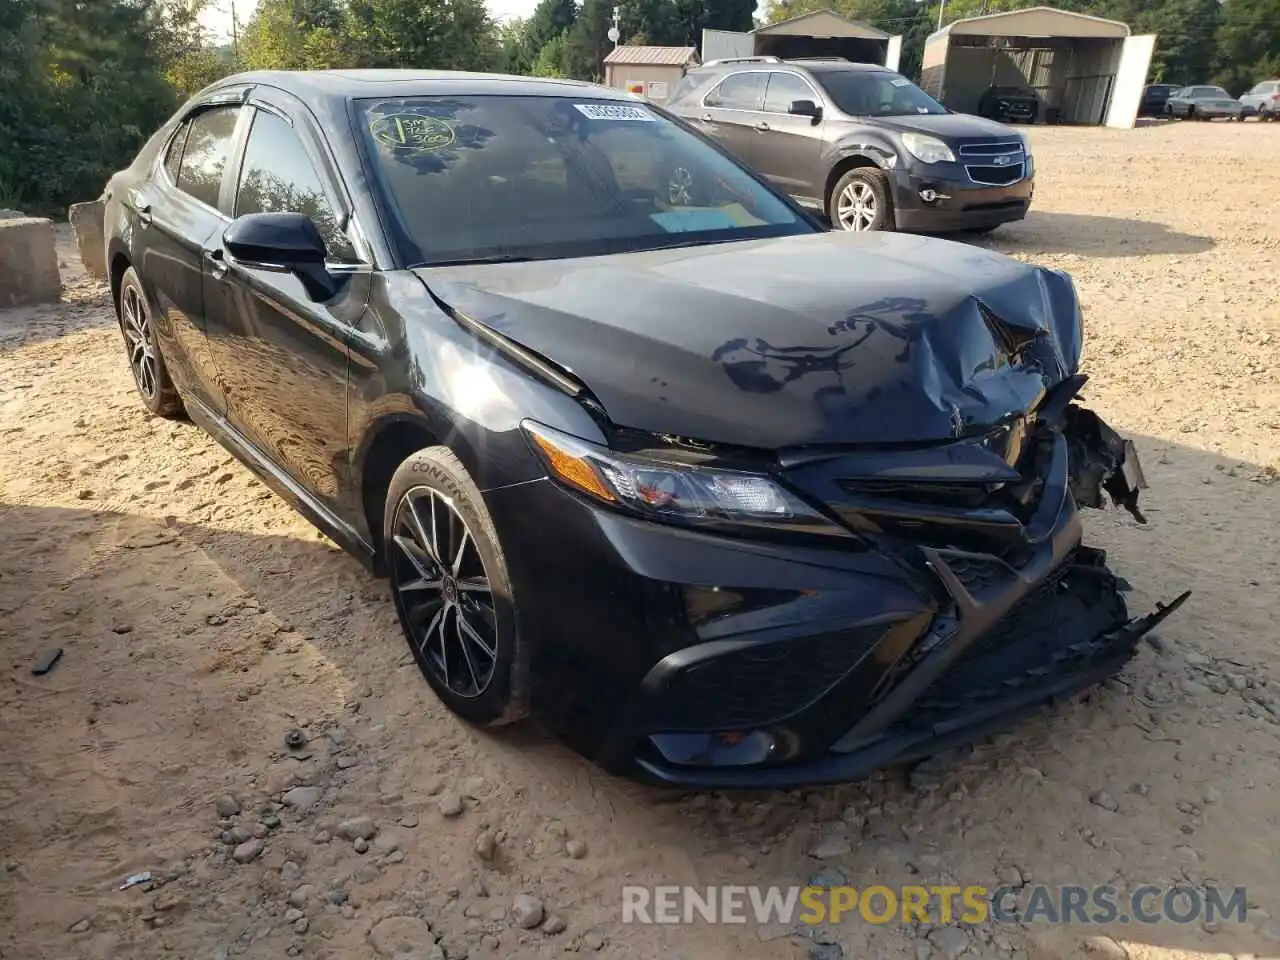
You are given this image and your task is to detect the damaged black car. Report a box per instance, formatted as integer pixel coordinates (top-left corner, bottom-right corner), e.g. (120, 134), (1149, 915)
(102, 70), (1188, 788)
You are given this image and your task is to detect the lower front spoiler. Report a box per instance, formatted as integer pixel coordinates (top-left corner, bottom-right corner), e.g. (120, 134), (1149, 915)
(632, 590), (1189, 791)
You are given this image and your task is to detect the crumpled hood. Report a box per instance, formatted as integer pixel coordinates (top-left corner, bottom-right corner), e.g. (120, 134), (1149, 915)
(412, 231), (1083, 450)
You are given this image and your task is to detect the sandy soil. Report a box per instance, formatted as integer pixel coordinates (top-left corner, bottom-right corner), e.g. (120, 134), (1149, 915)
(2, 121), (1279, 960)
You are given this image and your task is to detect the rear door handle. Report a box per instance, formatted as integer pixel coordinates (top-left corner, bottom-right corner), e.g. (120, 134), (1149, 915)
(701, 113), (713, 122)
(204, 247), (228, 280)
(136, 202), (153, 227)
(754, 121), (771, 132)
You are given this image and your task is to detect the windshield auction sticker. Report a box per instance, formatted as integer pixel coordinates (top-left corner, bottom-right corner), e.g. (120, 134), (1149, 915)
(369, 114), (456, 153)
(572, 103), (657, 121)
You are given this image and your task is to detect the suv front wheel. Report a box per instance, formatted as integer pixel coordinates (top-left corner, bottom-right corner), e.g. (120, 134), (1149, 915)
(829, 168), (894, 232)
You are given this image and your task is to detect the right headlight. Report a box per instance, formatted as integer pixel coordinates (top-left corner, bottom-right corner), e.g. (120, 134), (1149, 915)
(901, 132), (956, 164)
(522, 420), (848, 536)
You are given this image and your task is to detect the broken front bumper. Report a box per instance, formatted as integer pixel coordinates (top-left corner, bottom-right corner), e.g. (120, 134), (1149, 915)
(486, 399), (1188, 789)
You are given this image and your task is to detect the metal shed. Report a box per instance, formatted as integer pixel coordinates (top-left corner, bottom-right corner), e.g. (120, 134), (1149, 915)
(603, 46), (700, 104)
(703, 10), (902, 72)
(919, 6), (1155, 128)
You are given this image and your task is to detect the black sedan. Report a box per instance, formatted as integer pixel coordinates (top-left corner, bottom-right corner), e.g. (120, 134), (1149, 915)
(102, 70), (1187, 788)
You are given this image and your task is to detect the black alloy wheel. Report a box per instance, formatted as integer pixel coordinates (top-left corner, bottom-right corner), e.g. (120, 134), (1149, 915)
(383, 447), (527, 726)
(117, 266), (184, 418)
(391, 486), (497, 698)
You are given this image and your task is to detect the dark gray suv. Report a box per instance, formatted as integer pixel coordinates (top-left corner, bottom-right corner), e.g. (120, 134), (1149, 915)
(666, 57), (1035, 235)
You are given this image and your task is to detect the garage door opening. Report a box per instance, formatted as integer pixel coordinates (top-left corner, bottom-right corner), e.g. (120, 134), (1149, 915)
(702, 9), (902, 72)
(918, 6), (1156, 128)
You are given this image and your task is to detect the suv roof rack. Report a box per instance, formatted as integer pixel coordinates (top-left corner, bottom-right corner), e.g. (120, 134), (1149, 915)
(701, 55), (782, 67)
(784, 56), (851, 62)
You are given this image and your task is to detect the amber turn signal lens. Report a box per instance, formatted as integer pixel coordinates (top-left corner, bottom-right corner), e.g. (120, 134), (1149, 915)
(530, 431), (617, 503)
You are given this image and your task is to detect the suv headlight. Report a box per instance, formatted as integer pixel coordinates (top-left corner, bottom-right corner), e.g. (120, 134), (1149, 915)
(901, 132), (956, 164)
(522, 421), (846, 535)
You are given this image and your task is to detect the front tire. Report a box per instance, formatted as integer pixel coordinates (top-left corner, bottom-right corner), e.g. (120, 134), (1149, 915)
(828, 168), (893, 232)
(116, 267), (184, 418)
(383, 446), (528, 727)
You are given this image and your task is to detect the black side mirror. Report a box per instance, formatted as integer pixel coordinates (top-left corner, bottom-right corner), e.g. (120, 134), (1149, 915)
(789, 99), (822, 123)
(223, 212), (336, 301)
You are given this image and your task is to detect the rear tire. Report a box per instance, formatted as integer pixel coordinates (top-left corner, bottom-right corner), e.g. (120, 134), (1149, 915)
(383, 446), (528, 727)
(828, 167), (893, 232)
(116, 267), (184, 419)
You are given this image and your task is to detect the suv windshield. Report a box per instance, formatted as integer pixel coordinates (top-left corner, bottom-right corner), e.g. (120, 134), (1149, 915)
(815, 71), (946, 117)
(356, 96), (811, 266)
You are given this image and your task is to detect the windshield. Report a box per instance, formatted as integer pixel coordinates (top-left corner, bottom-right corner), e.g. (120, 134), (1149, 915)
(816, 71), (946, 117)
(356, 96), (812, 266)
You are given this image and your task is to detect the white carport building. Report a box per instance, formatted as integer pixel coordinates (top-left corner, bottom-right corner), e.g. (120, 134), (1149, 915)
(703, 10), (903, 72)
(919, 6), (1155, 128)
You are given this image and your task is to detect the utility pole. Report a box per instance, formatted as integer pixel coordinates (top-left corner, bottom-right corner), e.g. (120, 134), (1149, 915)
(936, 0), (945, 32)
(609, 6), (620, 49)
(230, 0), (239, 58)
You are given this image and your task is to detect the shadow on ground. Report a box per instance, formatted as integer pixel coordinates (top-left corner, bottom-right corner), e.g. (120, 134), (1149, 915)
(1, 431), (1277, 959)
(981, 211), (1216, 258)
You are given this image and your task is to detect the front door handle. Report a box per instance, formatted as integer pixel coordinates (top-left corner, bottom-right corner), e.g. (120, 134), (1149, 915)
(137, 202), (153, 227)
(701, 113), (713, 122)
(204, 247), (228, 280)
(754, 121), (771, 132)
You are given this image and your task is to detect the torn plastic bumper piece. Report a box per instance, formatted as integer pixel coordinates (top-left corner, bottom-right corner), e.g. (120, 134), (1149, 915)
(631, 533), (1190, 790)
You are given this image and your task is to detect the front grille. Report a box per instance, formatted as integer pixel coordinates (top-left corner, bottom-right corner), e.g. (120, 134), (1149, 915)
(897, 558), (1131, 731)
(965, 162), (1025, 186)
(645, 626), (887, 732)
(838, 479), (999, 509)
(958, 140), (1024, 157)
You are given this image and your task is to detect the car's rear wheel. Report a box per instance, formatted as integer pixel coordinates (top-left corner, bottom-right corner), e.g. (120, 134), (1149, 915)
(117, 267), (184, 418)
(829, 168), (893, 232)
(383, 446), (528, 727)
(1187, 106), (1198, 120)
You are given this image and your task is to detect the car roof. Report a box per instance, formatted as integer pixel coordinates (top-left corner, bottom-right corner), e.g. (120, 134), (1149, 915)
(204, 69), (632, 109)
(696, 58), (892, 75)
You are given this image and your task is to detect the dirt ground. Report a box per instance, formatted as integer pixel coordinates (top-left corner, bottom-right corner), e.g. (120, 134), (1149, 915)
(2, 121), (1279, 960)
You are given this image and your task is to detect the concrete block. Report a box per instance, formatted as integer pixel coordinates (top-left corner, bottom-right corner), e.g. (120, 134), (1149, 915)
(68, 200), (107, 282)
(0, 217), (61, 308)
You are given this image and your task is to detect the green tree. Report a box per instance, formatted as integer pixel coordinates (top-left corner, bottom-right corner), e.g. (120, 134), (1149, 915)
(532, 29), (569, 75)
(1215, 0), (1280, 92)
(564, 0), (613, 79)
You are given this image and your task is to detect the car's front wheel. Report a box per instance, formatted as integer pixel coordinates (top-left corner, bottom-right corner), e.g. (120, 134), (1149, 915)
(383, 446), (528, 727)
(829, 168), (893, 232)
(116, 266), (184, 418)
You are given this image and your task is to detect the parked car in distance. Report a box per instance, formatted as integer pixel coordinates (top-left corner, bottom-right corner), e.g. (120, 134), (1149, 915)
(1239, 79), (1280, 119)
(665, 57), (1033, 235)
(1165, 85), (1245, 120)
(101, 69), (1186, 789)
(1138, 83), (1178, 118)
(977, 84), (1041, 124)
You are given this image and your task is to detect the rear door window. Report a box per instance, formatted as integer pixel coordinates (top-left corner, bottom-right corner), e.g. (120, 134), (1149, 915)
(234, 108), (356, 262)
(176, 106), (241, 210)
(705, 72), (767, 111)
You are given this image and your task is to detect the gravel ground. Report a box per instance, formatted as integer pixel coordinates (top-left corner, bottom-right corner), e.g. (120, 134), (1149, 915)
(1, 121), (1278, 960)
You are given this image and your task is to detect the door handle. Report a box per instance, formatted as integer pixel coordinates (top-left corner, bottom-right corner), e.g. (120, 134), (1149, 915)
(137, 202), (153, 227)
(754, 121), (771, 132)
(701, 114), (713, 122)
(204, 247), (228, 280)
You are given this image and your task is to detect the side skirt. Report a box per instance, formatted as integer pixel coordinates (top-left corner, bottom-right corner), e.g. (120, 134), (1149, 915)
(184, 395), (378, 573)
